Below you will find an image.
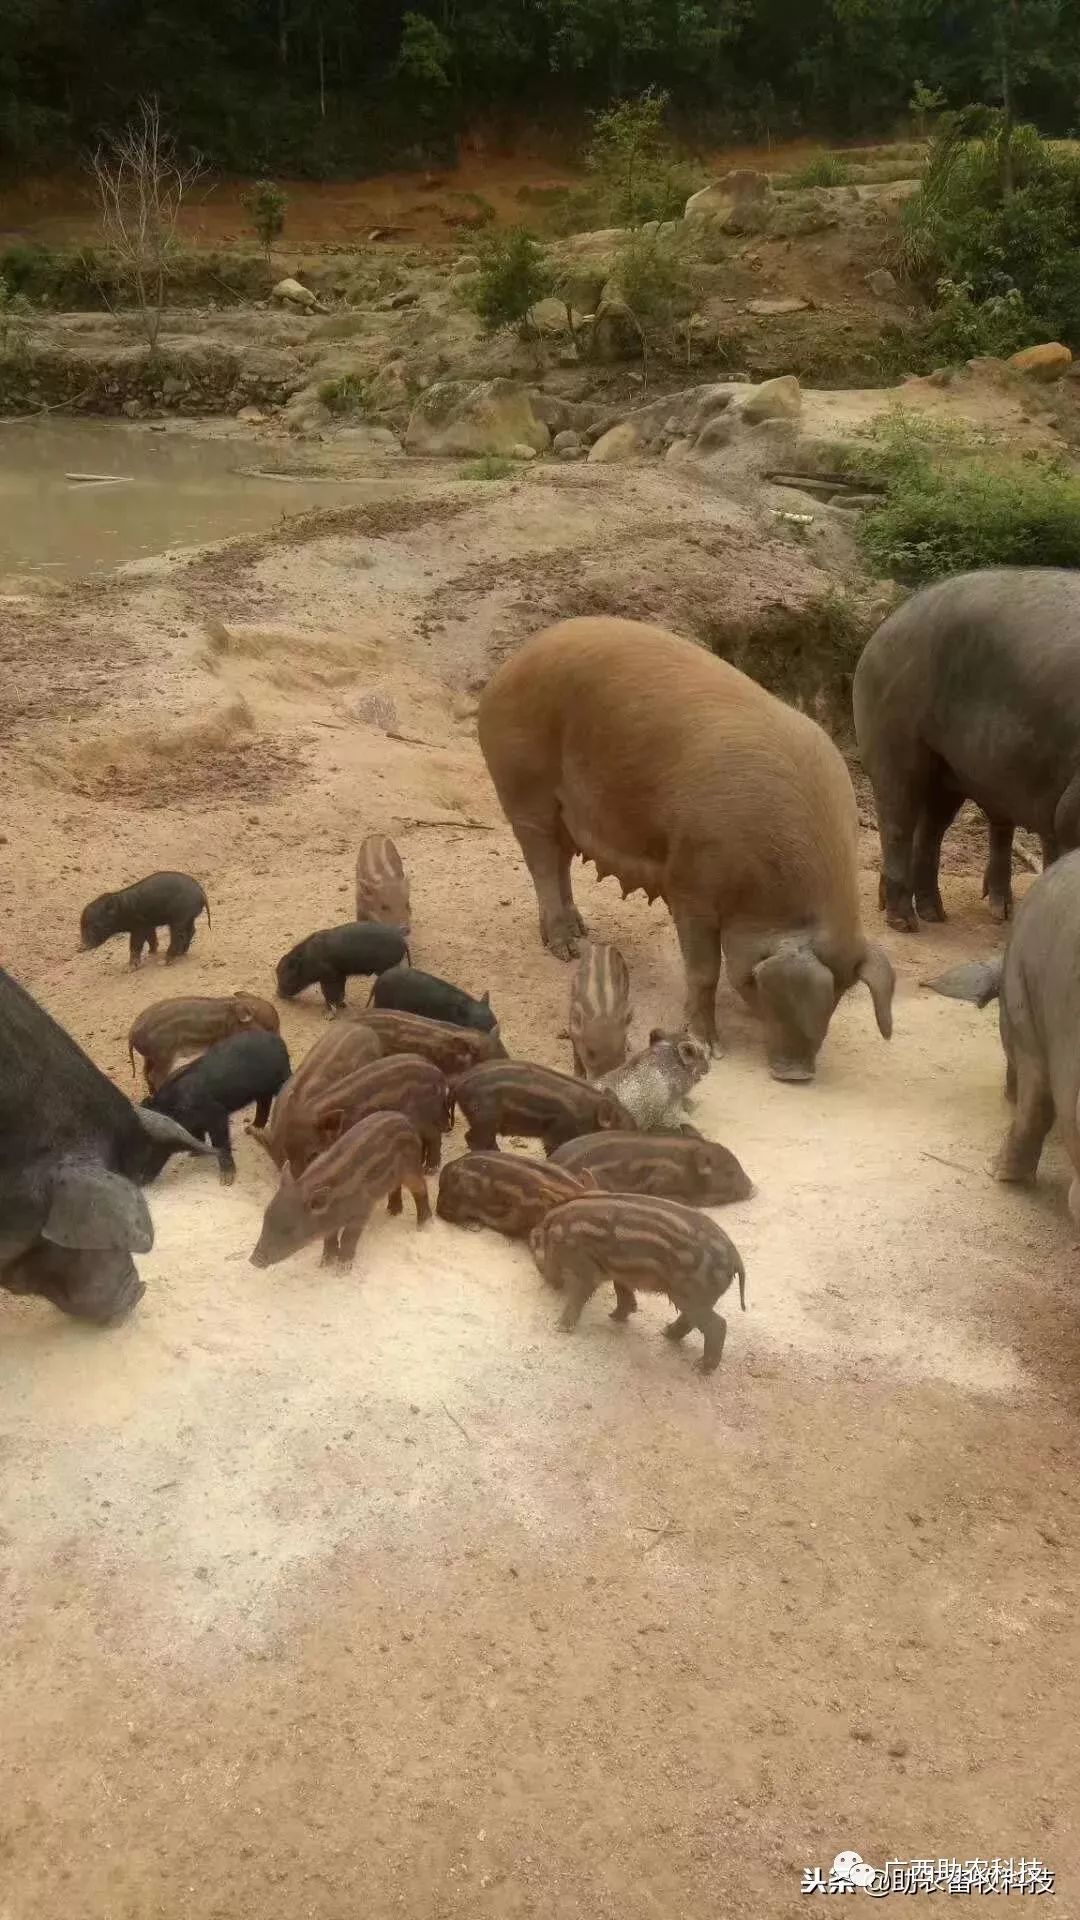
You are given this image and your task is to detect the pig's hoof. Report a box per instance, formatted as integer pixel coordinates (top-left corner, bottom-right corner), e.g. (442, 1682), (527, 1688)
(886, 906), (919, 933)
(986, 895), (1011, 925)
(915, 894), (946, 924)
(990, 1155), (1031, 1184)
(219, 1167), (237, 1187)
(770, 1058), (815, 1084)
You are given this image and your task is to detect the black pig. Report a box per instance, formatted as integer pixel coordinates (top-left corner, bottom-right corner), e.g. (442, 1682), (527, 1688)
(369, 965), (497, 1033)
(0, 963), (211, 1324)
(145, 1029), (292, 1185)
(80, 871), (210, 968)
(275, 922), (410, 1012)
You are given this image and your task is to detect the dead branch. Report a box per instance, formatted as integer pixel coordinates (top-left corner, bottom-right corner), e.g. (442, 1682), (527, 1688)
(89, 98), (204, 352)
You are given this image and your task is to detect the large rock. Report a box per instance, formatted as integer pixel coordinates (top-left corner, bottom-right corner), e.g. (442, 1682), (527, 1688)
(865, 268), (900, 299)
(685, 170), (773, 235)
(587, 422), (643, 464)
(404, 378), (550, 456)
(529, 297), (575, 336)
(589, 300), (642, 364)
(1007, 342), (1072, 382)
(563, 227), (630, 254)
(739, 374), (803, 424)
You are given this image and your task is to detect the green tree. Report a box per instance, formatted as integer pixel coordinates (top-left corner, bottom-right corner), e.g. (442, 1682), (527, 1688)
(244, 178), (287, 272)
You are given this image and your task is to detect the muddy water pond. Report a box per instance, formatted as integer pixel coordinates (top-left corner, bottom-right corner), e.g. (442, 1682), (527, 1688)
(0, 420), (387, 578)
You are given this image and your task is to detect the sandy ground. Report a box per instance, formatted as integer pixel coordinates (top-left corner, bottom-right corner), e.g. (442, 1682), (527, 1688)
(3, 459), (1080, 1916)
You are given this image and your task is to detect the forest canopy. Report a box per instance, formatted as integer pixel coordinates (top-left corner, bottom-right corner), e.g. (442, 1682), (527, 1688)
(1, 0), (1077, 176)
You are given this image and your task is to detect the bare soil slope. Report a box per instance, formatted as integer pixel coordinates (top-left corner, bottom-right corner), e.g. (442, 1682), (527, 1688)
(2, 464), (1079, 1917)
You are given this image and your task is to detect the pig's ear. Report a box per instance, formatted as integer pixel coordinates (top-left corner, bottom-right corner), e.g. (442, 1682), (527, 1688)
(317, 1109), (346, 1144)
(44, 1169), (154, 1254)
(308, 1186), (333, 1217)
(236, 1004), (254, 1025)
(577, 1169), (601, 1193)
(480, 991), (490, 1006)
(279, 1162), (295, 1189)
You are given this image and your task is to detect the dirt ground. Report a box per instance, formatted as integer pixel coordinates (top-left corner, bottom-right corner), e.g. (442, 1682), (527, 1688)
(2, 458), (1080, 1917)
(0, 140), (846, 250)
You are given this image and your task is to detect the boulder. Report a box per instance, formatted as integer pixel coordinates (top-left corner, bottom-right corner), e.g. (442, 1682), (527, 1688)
(553, 429), (583, 454)
(510, 443), (538, 460)
(865, 268), (900, 299)
(685, 170), (773, 235)
(529, 297), (576, 337)
(587, 422), (643, 464)
(556, 443), (587, 462)
(738, 374), (803, 424)
(236, 405), (267, 424)
(589, 300), (642, 364)
(404, 377), (550, 456)
(744, 297), (809, 316)
(272, 277), (321, 311)
(1007, 342), (1072, 382)
(694, 415), (736, 455)
(563, 227), (630, 254)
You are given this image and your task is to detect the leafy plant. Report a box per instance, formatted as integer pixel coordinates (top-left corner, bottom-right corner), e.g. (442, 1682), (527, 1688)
(609, 227), (703, 379)
(924, 277), (1034, 361)
(0, 273), (32, 354)
(318, 371), (370, 414)
(845, 410), (1080, 583)
(243, 179), (286, 272)
(584, 89), (697, 227)
(459, 455), (513, 480)
(909, 79), (946, 139)
(464, 228), (551, 336)
(900, 120), (1080, 343)
(788, 150), (853, 189)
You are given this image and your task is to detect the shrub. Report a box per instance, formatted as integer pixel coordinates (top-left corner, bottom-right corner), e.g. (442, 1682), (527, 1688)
(788, 151), (853, 189)
(459, 455), (513, 480)
(318, 371), (370, 414)
(900, 120), (1080, 344)
(0, 273), (32, 355)
(243, 179), (287, 270)
(611, 228), (702, 373)
(464, 228), (551, 336)
(847, 411), (1080, 583)
(924, 277), (1036, 362)
(584, 89), (698, 227)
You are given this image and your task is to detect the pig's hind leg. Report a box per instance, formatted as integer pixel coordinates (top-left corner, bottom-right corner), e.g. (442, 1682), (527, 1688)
(992, 1055), (1053, 1184)
(511, 815), (585, 959)
(319, 972), (347, 1014)
(609, 1283), (638, 1322)
(165, 919), (196, 963)
(206, 1107), (237, 1186)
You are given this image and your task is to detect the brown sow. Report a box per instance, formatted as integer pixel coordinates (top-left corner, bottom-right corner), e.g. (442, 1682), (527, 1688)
(249, 1110), (430, 1272)
(568, 942), (632, 1078)
(283, 1055), (453, 1176)
(249, 1020), (384, 1167)
(347, 1006), (506, 1075)
(529, 1193), (746, 1374)
(436, 1151), (597, 1239)
(550, 1129), (753, 1205)
(355, 833), (411, 933)
(454, 1059), (633, 1154)
(128, 992), (280, 1093)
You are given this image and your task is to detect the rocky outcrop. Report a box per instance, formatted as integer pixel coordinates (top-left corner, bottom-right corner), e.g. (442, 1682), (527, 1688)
(587, 422), (644, 464)
(738, 374), (803, 423)
(685, 170), (774, 235)
(404, 377), (550, 456)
